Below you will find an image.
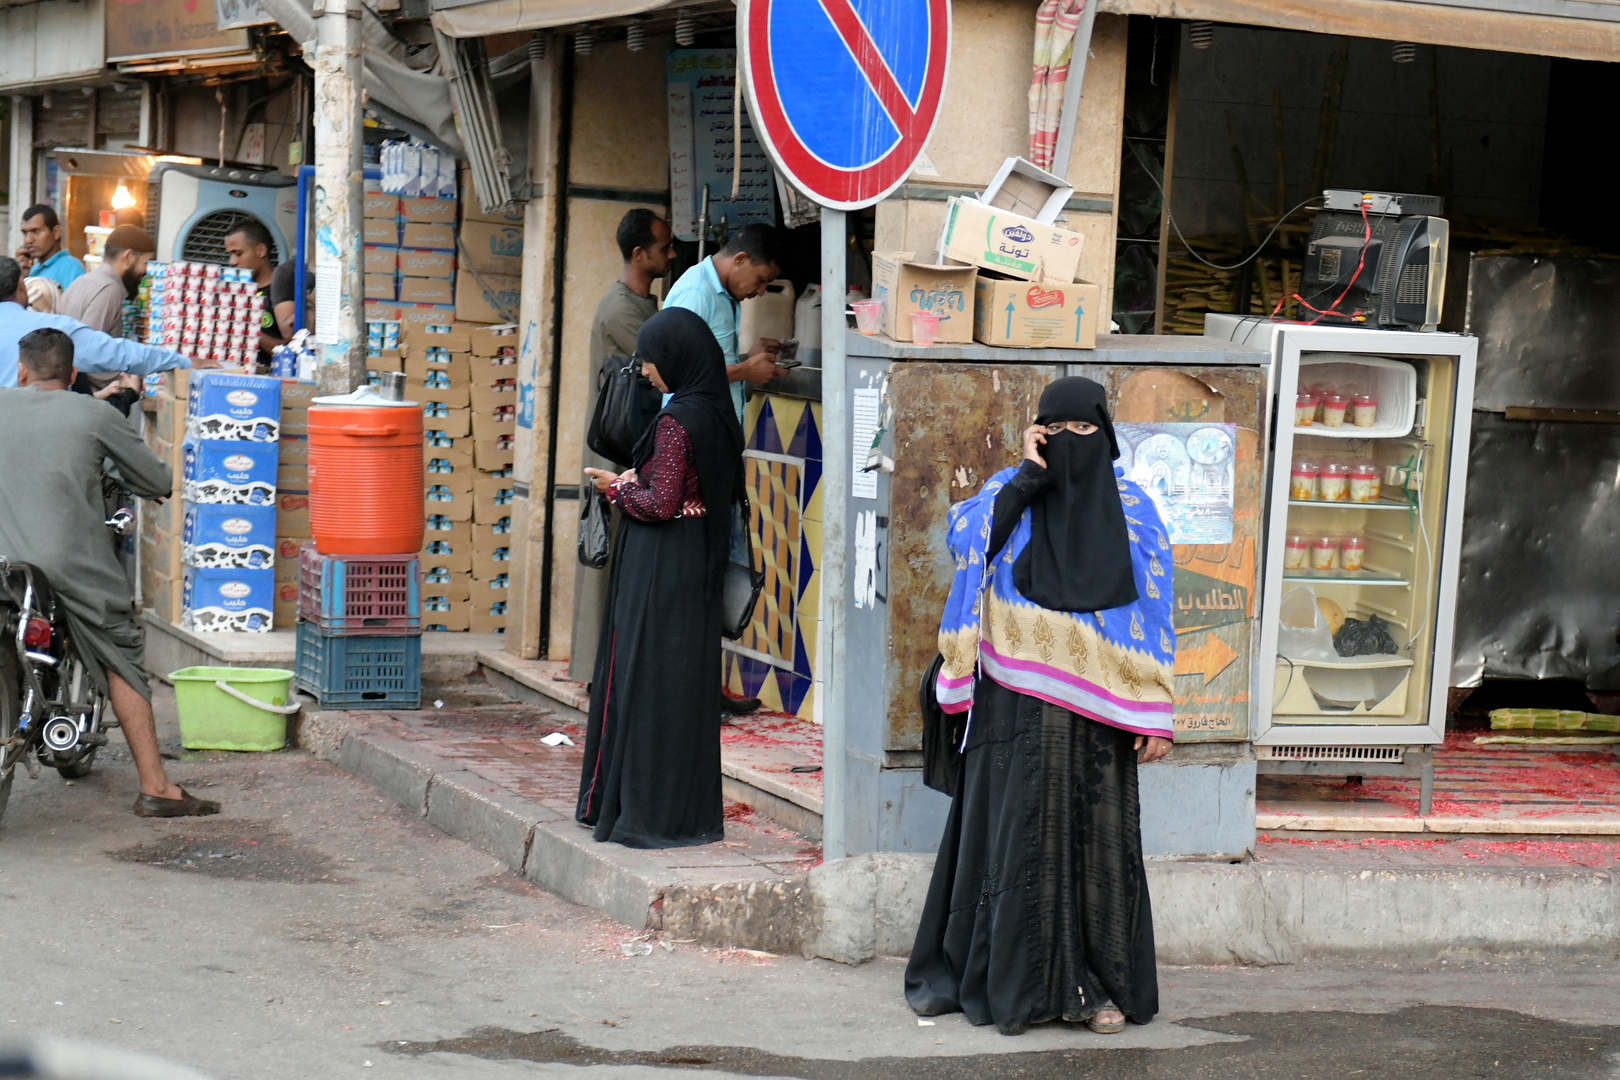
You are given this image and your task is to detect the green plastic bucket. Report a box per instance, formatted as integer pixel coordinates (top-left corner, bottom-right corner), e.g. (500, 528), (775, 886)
(170, 667), (300, 751)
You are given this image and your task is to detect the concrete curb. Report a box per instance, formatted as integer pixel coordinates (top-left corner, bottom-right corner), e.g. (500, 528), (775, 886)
(298, 710), (1620, 965)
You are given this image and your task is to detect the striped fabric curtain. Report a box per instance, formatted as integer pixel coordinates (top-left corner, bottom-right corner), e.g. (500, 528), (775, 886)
(1028, 0), (1087, 171)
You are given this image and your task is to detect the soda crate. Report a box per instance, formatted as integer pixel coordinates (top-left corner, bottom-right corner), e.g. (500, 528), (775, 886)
(298, 544), (420, 633)
(294, 622), (422, 708)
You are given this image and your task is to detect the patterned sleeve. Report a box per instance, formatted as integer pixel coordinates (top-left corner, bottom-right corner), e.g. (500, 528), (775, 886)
(608, 415), (693, 522)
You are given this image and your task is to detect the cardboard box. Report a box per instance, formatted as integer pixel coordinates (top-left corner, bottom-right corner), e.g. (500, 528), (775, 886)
(455, 272), (521, 324)
(870, 252), (977, 343)
(471, 540), (510, 582)
(400, 222), (455, 251)
(366, 350), (403, 373)
(405, 350), (472, 384)
(420, 574), (471, 605)
(181, 566), (274, 631)
(469, 607), (507, 636)
(474, 491), (512, 526)
(459, 166), (525, 225)
(423, 405), (471, 440)
(399, 248), (455, 280)
(277, 462), (308, 490)
(363, 218), (400, 245)
(364, 273), (397, 301)
(424, 430), (471, 458)
(187, 372), (280, 442)
(470, 354), (519, 383)
(459, 221), (523, 276)
(475, 437), (514, 472)
(182, 438), (279, 505)
(275, 537), (306, 567)
(427, 466), (474, 496)
(149, 392), (185, 444)
(474, 474), (515, 506)
(471, 406), (515, 444)
(364, 245), (399, 274)
(468, 325), (519, 358)
(420, 596), (471, 632)
(421, 550), (472, 577)
(278, 382), (312, 434)
(145, 492), (183, 535)
(141, 527), (184, 580)
(973, 276), (1102, 349)
(146, 570), (183, 624)
(402, 320), (470, 356)
(396, 305), (459, 341)
(422, 517), (472, 553)
(424, 445), (475, 477)
(364, 302), (399, 323)
(399, 276), (454, 306)
(181, 502), (277, 568)
(939, 197), (1085, 283)
(413, 379), (472, 411)
(400, 196), (458, 224)
(363, 191), (399, 220)
(275, 490), (312, 538)
(425, 481), (472, 521)
(978, 156), (1073, 224)
(273, 579), (300, 628)
(469, 378), (518, 414)
(278, 434), (308, 466)
(473, 513), (513, 545)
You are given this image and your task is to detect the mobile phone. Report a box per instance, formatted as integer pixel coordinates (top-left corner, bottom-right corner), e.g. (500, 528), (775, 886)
(776, 359), (803, 370)
(777, 338), (799, 361)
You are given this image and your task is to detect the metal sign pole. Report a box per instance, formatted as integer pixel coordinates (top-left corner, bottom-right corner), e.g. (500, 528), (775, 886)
(819, 208), (848, 859)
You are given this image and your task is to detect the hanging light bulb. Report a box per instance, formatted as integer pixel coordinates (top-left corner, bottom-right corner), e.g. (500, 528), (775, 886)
(675, 8), (696, 47)
(528, 31), (545, 61)
(625, 19), (646, 52)
(574, 26), (595, 55)
(111, 184), (135, 210)
(1392, 41), (1417, 63)
(1188, 21), (1214, 50)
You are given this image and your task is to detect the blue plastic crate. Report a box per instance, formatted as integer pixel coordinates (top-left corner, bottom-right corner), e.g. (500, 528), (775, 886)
(294, 622), (421, 708)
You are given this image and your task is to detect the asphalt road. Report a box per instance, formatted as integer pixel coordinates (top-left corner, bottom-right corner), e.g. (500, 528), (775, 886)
(0, 686), (1615, 1079)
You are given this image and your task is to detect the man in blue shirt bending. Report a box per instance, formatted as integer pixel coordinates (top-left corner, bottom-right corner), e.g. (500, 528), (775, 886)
(0, 257), (195, 387)
(16, 205), (86, 290)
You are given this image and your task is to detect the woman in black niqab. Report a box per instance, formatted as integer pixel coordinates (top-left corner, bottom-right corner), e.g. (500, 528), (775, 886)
(575, 307), (743, 848)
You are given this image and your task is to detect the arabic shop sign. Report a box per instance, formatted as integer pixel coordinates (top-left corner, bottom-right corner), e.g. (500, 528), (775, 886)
(107, 0), (247, 63)
(1172, 567), (1248, 634)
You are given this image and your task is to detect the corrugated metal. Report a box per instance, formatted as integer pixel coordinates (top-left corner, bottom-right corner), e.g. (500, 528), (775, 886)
(96, 86), (143, 142)
(33, 94), (92, 149)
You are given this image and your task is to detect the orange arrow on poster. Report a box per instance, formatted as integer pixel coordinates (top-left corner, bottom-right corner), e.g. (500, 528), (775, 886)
(1174, 634), (1239, 686)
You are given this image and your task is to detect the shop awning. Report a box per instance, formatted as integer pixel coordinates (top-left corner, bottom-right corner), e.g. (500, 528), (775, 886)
(1099, 0), (1620, 62)
(429, 0), (692, 40)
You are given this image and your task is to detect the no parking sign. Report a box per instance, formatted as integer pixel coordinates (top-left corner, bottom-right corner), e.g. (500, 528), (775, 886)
(740, 0), (952, 210)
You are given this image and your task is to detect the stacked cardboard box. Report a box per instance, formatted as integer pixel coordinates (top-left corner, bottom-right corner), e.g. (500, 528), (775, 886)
(273, 381), (317, 627)
(467, 325), (516, 635)
(454, 164), (524, 325)
(364, 181), (460, 308)
(139, 370), (188, 624)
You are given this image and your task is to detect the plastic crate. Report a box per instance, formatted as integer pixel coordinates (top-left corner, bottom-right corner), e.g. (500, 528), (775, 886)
(298, 544), (420, 633)
(294, 621), (421, 708)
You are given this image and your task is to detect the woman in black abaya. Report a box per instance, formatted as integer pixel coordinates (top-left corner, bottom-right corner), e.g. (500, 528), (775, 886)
(576, 308), (743, 848)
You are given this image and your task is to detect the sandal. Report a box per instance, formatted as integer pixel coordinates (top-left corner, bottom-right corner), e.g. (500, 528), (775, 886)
(1087, 1006), (1126, 1034)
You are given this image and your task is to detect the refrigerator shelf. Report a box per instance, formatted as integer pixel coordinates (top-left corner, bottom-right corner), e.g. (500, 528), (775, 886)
(1283, 569), (1411, 587)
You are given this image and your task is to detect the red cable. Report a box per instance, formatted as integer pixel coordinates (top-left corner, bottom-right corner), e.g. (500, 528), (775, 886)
(1269, 198), (1373, 324)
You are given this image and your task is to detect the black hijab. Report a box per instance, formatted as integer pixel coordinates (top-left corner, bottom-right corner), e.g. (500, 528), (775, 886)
(1013, 376), (1140, 613)
(631, 308), (745, 594)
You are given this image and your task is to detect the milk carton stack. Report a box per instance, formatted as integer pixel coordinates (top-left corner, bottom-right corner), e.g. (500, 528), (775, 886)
(466, 325), (517, 635)
(142, 261), (265, 368)
(179, 372), (281, 632)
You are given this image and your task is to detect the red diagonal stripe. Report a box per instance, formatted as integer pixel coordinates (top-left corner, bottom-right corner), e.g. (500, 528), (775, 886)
(818, 0), (917, 130)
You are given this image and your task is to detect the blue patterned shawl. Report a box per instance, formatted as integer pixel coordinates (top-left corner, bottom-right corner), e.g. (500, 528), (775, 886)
(936, 465), (1177, 739)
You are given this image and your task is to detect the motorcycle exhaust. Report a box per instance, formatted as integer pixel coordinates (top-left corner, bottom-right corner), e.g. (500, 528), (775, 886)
(41, 715), (81, 754)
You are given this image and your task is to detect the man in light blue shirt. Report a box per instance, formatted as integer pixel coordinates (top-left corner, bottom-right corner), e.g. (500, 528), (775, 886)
(16, 205), (87, 290)
(663, 223), (788, 419)
(0, 257), (192, 387)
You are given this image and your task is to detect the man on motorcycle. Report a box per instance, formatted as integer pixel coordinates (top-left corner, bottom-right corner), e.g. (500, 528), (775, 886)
(0, 328), (219, 817)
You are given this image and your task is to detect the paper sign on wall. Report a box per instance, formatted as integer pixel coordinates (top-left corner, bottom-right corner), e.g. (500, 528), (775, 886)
(851, 388), (881, 500)
(666, 49), (776, 243)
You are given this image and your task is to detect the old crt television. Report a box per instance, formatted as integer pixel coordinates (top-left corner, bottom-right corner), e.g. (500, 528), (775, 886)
(1300, 190), (1449, 331)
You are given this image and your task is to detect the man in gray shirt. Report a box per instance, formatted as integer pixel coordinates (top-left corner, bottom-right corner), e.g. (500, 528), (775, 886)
(0, 328), (219, 817)
(59, 225), (156, 338)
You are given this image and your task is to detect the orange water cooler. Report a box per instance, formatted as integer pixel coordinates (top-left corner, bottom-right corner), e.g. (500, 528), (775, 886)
(306, 383), (424, 556)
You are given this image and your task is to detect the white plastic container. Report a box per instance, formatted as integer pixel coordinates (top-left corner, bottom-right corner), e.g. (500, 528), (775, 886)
(1295, 355), (1417, 438)
(738, 278), (795, 356)
(794, 284), (822, 351)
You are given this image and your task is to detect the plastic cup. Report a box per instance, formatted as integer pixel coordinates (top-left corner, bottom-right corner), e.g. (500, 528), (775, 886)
(1295, 392), (1319, 427)
(1310, 536), (1338, 571)
(909, 310), (942, 347)
(1284, 534), (1308, 570)
(1340, 535), (1366, 572)
(1321, 392), (1348, 427)
(1318, 462), (1349, 502)
(1352, 393), (1379, 427)
(1289, 463), (1319, 501)
(1348, 464), (1382, 503)
(851, 299), (884, 336)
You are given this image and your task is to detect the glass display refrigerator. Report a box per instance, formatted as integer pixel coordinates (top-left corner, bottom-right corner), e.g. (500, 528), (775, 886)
(1207, 317), (1477, 811)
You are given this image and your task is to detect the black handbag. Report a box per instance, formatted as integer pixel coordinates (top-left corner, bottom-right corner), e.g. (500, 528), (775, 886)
(919, 652), (965, 796)
(577, 484), (612, 569)
(720, 490), (766, 641)
(587, 354), (660, 468)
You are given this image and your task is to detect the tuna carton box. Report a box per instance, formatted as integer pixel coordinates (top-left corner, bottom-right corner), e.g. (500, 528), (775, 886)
(186, 372), (282, 442)
(182, 439), (279, 505)
(870, 252), (977, 343)
(938, 197), (1084, 284)
(973, 275), (1102, 349)
(181, 502), (277, 569)
(182, 566), (275, 632)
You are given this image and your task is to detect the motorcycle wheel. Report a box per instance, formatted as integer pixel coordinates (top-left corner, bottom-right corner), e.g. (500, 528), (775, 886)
(56, 746), (98, 780)
(0, 658), (19, 826)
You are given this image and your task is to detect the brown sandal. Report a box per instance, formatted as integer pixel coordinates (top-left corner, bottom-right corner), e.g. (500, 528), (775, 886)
(133, 788), (221, 818)
(1087, 1007), (1126, 1034)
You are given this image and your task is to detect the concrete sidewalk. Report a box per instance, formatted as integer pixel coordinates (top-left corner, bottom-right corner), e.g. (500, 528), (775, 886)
(295, 700), (1620, 967)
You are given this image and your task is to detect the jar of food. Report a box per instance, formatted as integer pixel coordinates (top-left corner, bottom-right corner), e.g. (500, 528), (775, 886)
(1348, 463), (1382, 503)
(1321, 391), (1348, 427)
(1318, 462), (1350, 502)
(1295, 392), (1318, 427)
(1351, 392), (1379, 427)
(1310, 536), (1338, 571)
(1339, 534), (1366, 572)
(1284, 533), (1308, 570)
(1290, 461), (1319, 501)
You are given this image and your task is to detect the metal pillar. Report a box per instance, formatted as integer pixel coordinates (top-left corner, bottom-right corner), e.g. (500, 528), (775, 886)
(7, 95), (33, 262)
(311, 0), (364, 394)
(820, 209), (848, 860)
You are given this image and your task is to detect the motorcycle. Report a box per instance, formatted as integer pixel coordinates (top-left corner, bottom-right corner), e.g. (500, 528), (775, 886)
(0, 505), (134, 824)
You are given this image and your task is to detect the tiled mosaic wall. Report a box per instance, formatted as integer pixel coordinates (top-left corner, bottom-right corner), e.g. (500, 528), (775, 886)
(724, 394), (823, 721)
